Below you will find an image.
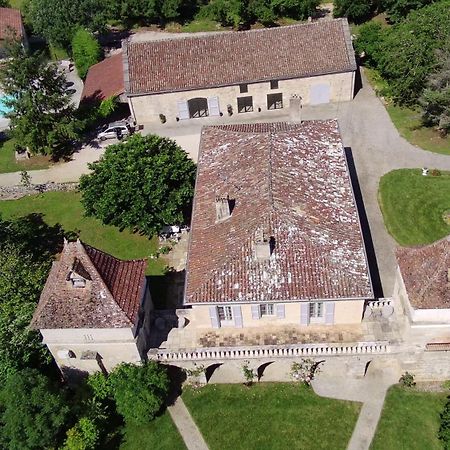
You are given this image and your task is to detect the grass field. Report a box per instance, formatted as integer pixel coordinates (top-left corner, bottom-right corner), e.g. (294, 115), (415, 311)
(371, 385), (447, 450)
(378, 169), (450, 246)
(0, 139), (52, 174)
(120, 413), (186, 450)
(183, 383), (361, 450)
(0, 191), (166, 274)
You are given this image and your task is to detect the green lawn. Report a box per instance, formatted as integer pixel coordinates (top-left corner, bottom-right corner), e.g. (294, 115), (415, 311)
(371, 385), (447, 450)
(0, 139), (52, 174)
(121, 412), (186, 450)
(378, 169), (450, 246)
(0, 191), (166, 274)
(183, 383), (361, 450)
(387, 105), (450, 156)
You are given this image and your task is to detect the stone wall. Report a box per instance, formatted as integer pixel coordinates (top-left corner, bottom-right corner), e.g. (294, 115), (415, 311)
(0, 182), (78, 201)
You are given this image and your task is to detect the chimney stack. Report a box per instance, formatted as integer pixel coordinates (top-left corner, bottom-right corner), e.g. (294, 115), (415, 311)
(289, 95), (302, 123)
(215, 195), (231, 221)
(254, 229), (272, 261)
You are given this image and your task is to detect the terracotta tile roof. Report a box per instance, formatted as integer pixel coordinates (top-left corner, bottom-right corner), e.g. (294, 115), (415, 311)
(185, 120), (373, 304)
(31, 240), (147, 329)
(125, 19), (356, 95)
(81, 53), (124, 103)
(0, 8), (23, 41)
(396, 237), (450, 309)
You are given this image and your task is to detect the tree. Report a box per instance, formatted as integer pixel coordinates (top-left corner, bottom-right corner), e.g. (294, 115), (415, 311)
(440, 399), (450, 449)
(25, 0), (108, 49)
(353, 21), (385, 68)
(79, 134), (196, 236)
(108, 362), (170, 425)
(72, 28), (101, 79)
(383, 0), (435, 23)
(378, 0), (450, 105)
(333, 0), (374, 23)
(201, 0), (249, 28)
(420, 49), (450, 135)
(271, 0), (320, 20)
(63, 417), (100, 450)
(0, 369), (70, 450)
(0, 41), (80, 157)
(248, 0), (276, 24)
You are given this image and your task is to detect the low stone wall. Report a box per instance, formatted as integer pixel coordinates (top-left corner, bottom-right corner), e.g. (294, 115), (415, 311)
(0, 182), (78, 201)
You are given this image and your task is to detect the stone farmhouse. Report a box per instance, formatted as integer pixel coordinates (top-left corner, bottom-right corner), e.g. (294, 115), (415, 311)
(31, 239), (152, 375)
(183, 119), (373, 332)
(123, 19), (356, 125)
(0, 7), (27, 58)
(394, 237), (450, 325)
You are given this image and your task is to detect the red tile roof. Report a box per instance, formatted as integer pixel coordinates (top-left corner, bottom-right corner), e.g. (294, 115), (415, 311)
(185, 120), (373, 304)
(0, 8), (23, 41)
(81, 53), (124, 102)
(125, 19), (356, 95)
(31, 240), (147, 329)
(396, 237), (450, 309)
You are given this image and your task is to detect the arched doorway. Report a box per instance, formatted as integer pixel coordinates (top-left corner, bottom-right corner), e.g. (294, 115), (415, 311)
(188, 98), (209, 118)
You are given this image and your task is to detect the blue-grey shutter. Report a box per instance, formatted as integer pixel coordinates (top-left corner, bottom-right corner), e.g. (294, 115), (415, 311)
(325, 302), (335, 325)
(232, 306), (243, 328)
(177, 100), (189, 120)
(209, 306), (220, 328)
(300, 303), (310, 325)
(251, 304), (261, 320)
(207, 96), (220, 116)
(276, 304), (285, 319)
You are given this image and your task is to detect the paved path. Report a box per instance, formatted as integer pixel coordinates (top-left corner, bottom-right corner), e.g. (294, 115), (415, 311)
(167, 397), (209, 450)
(312, 358), (401, 450)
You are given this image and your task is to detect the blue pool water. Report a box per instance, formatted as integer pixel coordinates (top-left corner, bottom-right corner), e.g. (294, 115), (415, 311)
(0, 96), (13, 117)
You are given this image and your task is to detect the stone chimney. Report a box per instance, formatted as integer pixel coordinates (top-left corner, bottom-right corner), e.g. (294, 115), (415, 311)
(215, 195), (231, 221)
(289, 95), (302, 123)
(254, 229), (272, 262)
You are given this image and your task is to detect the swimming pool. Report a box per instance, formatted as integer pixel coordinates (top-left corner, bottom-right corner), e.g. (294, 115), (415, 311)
(0, 95), (13, 117)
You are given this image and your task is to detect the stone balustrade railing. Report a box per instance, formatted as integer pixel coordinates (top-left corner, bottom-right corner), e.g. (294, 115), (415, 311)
(150, 341), (390, 362)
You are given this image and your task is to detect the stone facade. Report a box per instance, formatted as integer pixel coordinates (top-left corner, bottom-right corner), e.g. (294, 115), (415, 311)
(128, 71), (355, 125)
(0, 182), (78, 201)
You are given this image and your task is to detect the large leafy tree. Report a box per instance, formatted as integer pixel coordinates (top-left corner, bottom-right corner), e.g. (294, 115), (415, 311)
(420, 49), (450, 135)
(0, 42), (79, 157)
(108, 362), (170, 425)
(383, 0), (436, 22)
(0, 369), (70, 450)
(333, 0), (374, 23)
(72, 28), (101, 79)
(378, 0), (450, 105)
(353, 21), (385, 68)
(25, 0), (108, 49)
(80, 134), (196, 236)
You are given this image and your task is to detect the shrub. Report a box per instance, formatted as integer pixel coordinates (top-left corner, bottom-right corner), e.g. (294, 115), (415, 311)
(242, 361), (255, 386)
(63, 417), (99, 450)
(71, 28), (101, 79)
(353, 22), (384, 68)
(399, 371), (416, 387)
(290, 359), (319, 385)
(439, 400), (450, 449)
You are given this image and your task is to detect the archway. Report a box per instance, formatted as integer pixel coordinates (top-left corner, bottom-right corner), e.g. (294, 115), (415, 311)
(188, 98), (209, 118)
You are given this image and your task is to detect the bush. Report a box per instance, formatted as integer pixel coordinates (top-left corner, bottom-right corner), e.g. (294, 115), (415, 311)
(290, 359), (319, 385)
(439, 400), (450, 449)
(71, 28), (101, 79)
(399, 371), (416, 388)
(242, 361), (255, 386)
(108, 362), (170, 425)
(64, 417), (99, 450)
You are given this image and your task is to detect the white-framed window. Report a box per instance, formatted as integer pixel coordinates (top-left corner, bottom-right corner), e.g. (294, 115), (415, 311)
(218, 306), (233, 321)
(309, 302), (324, 319)
(260, 304), (275, 316)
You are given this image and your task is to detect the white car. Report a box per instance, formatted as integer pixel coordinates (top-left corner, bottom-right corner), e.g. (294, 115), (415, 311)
(97, 121), (132, 141)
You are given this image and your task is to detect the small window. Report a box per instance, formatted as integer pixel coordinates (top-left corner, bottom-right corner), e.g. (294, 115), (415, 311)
(239, 84), (248, 93)
(260, 304), (275, 316)
(309, 302), (324, 318)
(237, 96), (253, 113)
(218, 306), (233, 321)
(270, 80), (279, 89)
(267, 93), (283, 110)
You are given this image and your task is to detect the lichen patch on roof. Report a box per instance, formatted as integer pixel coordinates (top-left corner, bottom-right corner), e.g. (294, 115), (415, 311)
(185, 120), (373, 304)
(125, 19), (356, 95)
(31, 240), (147, 329)
(396, 237), (450, 309)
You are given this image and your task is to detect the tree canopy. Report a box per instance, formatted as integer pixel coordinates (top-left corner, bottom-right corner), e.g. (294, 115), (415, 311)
(0, 42), (80, 157)
(108, 362), (170, 425)
(333, 0), (375, 23)
(72, 28), (102, 79)
(79, 134), (196, 236)
(0, 369), (70, 450)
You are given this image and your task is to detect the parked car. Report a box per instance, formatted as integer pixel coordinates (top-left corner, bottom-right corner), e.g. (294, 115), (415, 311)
(97, 121), (133, 141)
